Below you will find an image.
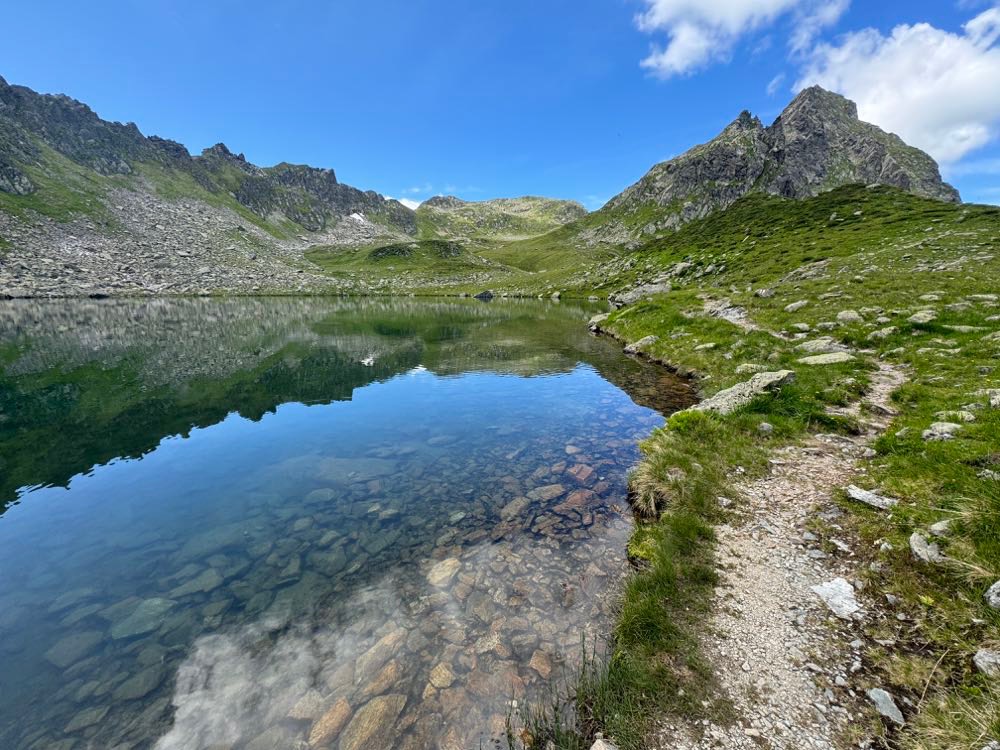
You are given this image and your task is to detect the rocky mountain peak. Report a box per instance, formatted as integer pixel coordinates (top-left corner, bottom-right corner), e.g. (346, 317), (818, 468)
(423, 195), (467, 209)
(784, 85), (859, 121)
(604, 86), (959, 233)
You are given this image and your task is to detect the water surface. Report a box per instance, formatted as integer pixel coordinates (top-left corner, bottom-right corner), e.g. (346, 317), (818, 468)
(0, 297), (692, 750)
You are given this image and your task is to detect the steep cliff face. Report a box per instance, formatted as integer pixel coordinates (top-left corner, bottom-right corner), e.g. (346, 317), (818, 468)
(605, 86), (959, 231)
(0, 76), (414, 234)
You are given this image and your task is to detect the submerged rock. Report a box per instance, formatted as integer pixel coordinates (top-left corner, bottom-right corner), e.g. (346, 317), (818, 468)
(44, 630), (104, 669)
(308, 697), (353, 746)
(110, 598), (176, 640)
(338, 693), (407, 750)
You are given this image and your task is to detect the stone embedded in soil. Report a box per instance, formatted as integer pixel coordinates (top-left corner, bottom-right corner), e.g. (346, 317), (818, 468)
(811, 577), (862, 620)
(693, 370), (795, 415)
(986, 580), (1000, 610)
(308, 697), (353, 746)
(973, 649), (1000, 678)
(624, 334), (658, 354)
(867, 687), (905, 726)
(922, 421), (962, 441)
(908, 309), (938, 324)
(909, 532), (946, 564)
(338, 694), (407, 750)
(796, 336), (848, 354)
(44, 630), (104, 669)
(845, 484), (898, 510)
(797, 351), (855, 365)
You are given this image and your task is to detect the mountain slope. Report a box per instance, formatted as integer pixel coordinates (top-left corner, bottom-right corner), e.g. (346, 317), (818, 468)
(0, 75), (415, 235)
(601, 86), (959, 238)
(416, 195), (587, 243)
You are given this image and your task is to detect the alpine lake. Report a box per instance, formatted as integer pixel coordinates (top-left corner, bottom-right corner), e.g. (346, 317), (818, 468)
(0, 297), (693, 750)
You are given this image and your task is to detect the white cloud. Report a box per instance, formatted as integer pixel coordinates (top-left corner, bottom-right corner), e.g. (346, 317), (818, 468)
(789, 0), (850, 53)
(402, 182), (434, 195)
(396, 198), (422, 210)
(636, 0), (849, 77)
(767, 72), (787, 96)
(796, 8), (1000, 164)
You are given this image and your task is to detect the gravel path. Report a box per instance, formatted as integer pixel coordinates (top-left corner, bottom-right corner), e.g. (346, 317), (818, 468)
(655, 362), (905, 749)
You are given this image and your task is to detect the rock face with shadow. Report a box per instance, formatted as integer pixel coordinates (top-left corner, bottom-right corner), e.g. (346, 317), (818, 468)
(601, 86), (959, 237)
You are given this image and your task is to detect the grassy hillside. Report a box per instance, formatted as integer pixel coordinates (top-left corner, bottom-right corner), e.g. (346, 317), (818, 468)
(415, 195), (586, 244)
(508, 185), (1000, 749)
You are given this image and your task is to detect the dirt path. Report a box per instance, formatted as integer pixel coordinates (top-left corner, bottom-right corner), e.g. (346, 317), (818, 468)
(655, 362), (905, 749)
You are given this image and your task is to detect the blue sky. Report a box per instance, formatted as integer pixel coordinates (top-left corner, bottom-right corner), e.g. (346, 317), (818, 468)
(3, 1), (999, 208)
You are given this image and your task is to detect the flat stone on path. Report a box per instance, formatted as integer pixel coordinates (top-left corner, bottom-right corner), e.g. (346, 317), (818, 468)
(811, 577), (862, 620)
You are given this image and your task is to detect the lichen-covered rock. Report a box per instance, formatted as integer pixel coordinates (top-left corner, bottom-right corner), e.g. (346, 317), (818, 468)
(623, 335), (659, 354)
(610, 282), (671, 308)
(845, 485), (898, 510)
(797, 352), (855, 365)
(692, 370), (795, 415)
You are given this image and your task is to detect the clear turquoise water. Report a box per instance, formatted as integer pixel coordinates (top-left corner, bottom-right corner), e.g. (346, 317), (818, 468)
(0, 297), (692, 750)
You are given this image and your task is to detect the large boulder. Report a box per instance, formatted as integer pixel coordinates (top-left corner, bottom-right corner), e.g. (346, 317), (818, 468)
(692, 370), (795, 415)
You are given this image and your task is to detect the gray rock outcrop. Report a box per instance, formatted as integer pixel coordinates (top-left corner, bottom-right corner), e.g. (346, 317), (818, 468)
(692, 370), (795, 415)
(604, 86), (958, 232)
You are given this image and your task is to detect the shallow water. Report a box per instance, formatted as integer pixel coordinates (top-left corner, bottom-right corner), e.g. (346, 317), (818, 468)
(0, 297), (693, 750)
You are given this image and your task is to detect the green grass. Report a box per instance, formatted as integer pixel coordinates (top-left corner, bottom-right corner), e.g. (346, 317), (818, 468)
(0, 141), (116, 224)
(504, 185), (1000, 748)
